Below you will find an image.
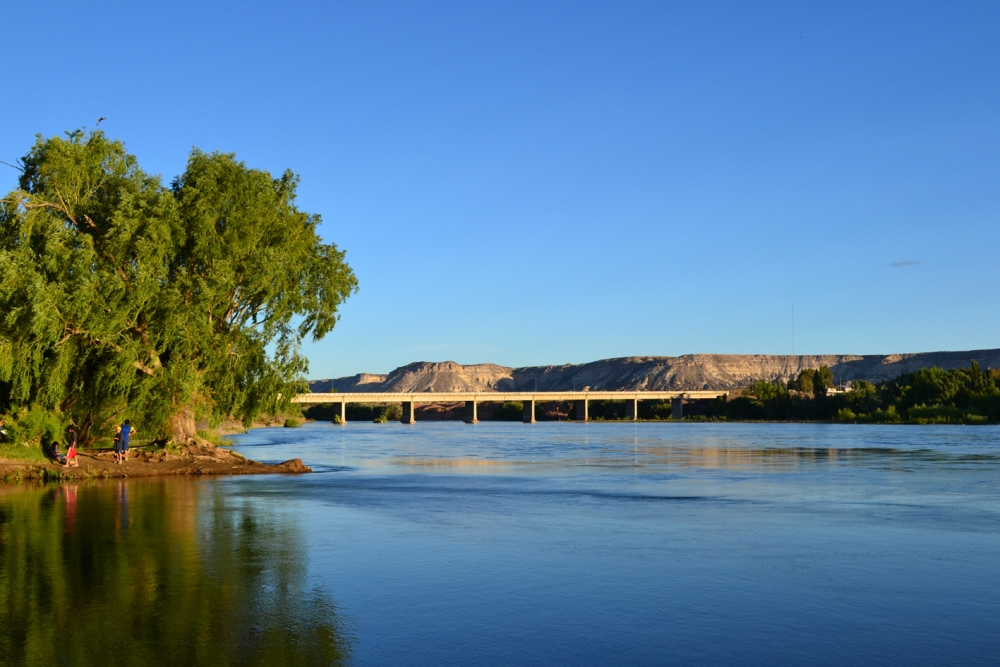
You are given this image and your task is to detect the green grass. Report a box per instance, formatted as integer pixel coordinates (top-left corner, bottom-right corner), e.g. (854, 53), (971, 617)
(0, 441), (50, 463)
(196, 429), (234, 447)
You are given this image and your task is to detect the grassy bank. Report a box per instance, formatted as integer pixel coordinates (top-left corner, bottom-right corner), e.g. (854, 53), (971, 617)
(0, 441), (49, 464)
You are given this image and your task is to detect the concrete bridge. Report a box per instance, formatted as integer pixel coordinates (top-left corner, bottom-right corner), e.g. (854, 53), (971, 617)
(292, 390), (729, 423)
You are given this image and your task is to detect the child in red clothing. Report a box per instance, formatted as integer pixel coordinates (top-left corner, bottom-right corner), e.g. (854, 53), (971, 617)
(63, 441), (78, 467)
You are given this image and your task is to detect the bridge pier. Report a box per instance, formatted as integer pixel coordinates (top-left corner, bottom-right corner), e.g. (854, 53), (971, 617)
(522, 399), (535, 423)
(625, 398), (637, 421)
(338, 400), (346, 424)
(401, 401), (416, 424)
(575, 399), (588, 422)
(464, 400), (478, 424)
(671, 396), (683, 420)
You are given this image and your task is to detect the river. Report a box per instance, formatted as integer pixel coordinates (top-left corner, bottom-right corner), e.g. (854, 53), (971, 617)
(1, 422), (998, 666)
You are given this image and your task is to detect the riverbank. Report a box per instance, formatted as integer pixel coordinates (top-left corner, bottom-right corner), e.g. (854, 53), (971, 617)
(0, 440), (310, 483)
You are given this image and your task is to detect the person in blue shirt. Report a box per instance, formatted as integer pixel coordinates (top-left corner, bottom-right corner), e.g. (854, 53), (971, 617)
(120, 420), (137, 461)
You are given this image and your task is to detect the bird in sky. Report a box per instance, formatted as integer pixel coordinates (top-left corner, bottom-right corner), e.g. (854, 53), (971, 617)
(96, 117), (106, 126)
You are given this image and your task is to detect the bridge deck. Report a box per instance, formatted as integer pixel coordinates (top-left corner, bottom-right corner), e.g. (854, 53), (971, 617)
(293, 390), (728, 404)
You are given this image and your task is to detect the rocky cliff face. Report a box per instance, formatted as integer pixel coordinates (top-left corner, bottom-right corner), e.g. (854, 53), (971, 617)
(309, 349), (1000, 394)
(311, 361), (514, 393)
(309, 373), (388, 393)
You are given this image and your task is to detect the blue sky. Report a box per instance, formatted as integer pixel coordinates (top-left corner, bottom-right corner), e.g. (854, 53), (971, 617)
(3, 2), (999, 378)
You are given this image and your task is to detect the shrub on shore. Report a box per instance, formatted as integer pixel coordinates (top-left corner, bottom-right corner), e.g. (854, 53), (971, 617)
(3, 408), (66, 447)
(0, 408), (65, 462)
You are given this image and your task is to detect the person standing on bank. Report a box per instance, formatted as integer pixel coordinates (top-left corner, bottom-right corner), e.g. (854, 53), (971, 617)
(120, 420), (136, 461)
(63, 438), (79, 467)
(64, 426), (78, 466)
(113, 425), (123, 464)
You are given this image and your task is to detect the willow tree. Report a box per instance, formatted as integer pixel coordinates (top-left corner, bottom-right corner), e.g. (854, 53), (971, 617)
(0, 131), (357, 444)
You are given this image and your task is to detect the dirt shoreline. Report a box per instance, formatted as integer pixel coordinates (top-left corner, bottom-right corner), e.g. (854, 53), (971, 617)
(0, 441), (310, 483)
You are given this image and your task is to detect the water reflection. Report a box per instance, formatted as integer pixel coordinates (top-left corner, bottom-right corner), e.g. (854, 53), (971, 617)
(621, 445), (1000, 470)
(0, 479), (349, 667)
(389, 445), (1000, 473)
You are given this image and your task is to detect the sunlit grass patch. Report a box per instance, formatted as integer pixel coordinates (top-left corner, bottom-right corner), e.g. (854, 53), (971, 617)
(0, 441), (49, 463)
(196, 429), (234, 447)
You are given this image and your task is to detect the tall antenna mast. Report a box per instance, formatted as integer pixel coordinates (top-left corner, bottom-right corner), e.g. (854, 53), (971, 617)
(792, 304), (795, 356)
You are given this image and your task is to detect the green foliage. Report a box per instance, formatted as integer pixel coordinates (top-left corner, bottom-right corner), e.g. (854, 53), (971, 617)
(968, 394), (1000, 422)
(746, 380), (789, 402)
(718, 364), (1000, 423)
(4, 408), (66, 448)
(301, 403), (343, 421)
(585, 399), (629, 420)
(835, 408), (857, 422)
(303, 402), (401, 423)
(283, 418), (302, 428)
(813, 365), (834, 398)
(195, 428), (233, 448)
(0, 431), (51, 462)
(790, 369), (814, 393)
(906, 405), (971, 424)
(493, 401), (523, 421)
(863, 405), (902, 424)
(642, 401), (672, 420)
(724, 381), (796, 420)
(0, 131), (357, 444)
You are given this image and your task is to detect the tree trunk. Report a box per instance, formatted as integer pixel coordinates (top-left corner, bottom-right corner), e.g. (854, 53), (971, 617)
(168, 405), (197, 445)
(78, 410), (95, 447)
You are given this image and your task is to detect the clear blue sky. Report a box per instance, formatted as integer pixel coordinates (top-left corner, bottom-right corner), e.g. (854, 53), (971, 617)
(3, 2), (999, 378)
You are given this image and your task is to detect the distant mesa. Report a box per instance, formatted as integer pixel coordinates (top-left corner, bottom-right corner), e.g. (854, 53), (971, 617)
(308, 350), (1000, 394)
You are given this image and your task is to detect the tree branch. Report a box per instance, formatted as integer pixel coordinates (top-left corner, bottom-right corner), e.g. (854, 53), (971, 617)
(2, 188), (100, 233)
(133, 361), (155, 376)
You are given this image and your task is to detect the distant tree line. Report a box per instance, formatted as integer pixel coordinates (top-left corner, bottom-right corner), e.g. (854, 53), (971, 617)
(715, 363), (1000, 424)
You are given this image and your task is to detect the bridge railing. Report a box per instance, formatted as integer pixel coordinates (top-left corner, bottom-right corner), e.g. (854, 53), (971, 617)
(291, 390), (728, 424)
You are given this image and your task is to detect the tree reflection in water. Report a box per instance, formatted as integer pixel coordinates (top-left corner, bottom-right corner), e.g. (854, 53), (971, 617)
(0, 479), (350, 667)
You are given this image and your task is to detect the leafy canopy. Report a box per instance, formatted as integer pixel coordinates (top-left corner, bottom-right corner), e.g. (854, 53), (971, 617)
(0, 130), (357, 442)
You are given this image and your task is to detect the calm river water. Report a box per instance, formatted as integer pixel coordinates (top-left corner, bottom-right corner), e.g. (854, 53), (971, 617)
(1, 422), (998, 666)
